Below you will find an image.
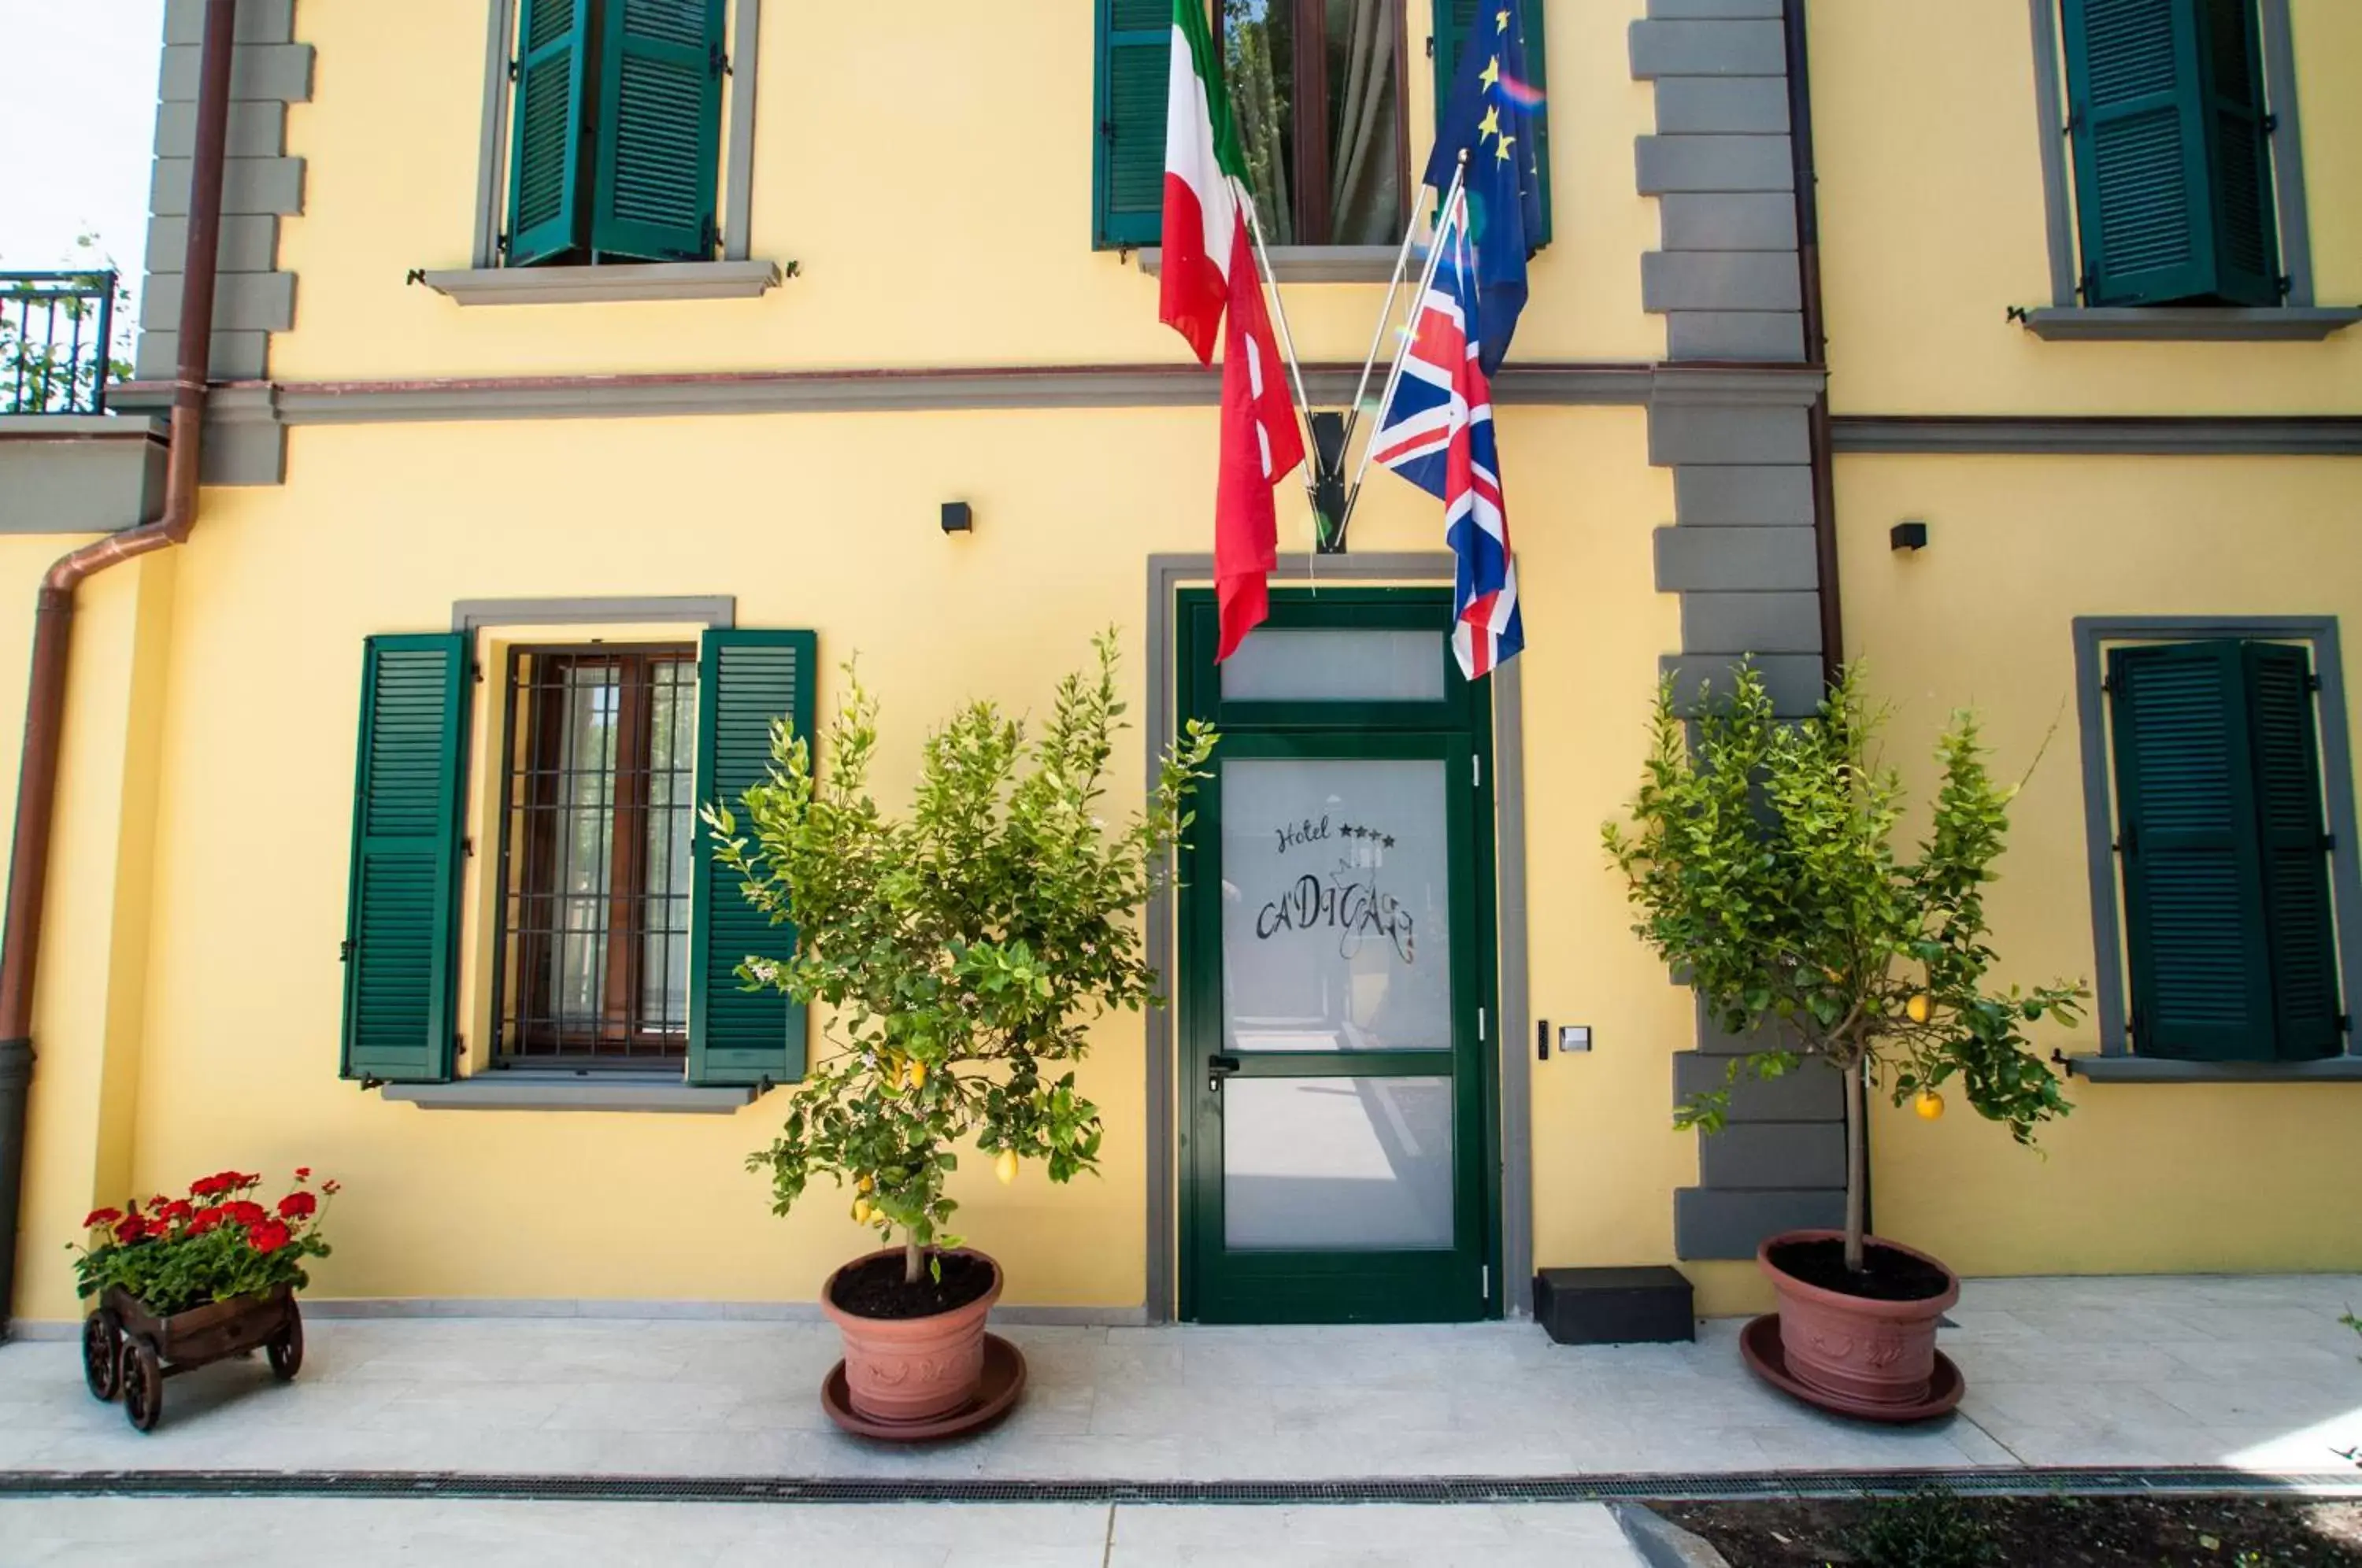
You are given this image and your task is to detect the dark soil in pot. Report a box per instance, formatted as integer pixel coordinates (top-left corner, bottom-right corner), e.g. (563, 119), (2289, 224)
(827, 1252), (997, 1320)
(1658, 1494), (2362, 1568)
(1767, 1237), (1953, 1301)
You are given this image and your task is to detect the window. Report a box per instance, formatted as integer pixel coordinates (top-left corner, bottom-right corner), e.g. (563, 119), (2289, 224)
(2105, 638), (2344, 1061)
(1092, 0), (1549, 250)
(2057, 0), (2279, 307)
(493, 648), (698, 1064)
(338, 625), (816, 1090)
(504, 0), (727, 267)
(1224, 0), (1409, 247)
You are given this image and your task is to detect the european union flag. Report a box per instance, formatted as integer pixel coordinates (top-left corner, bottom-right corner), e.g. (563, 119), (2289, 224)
(1423, 4), (1543, 376)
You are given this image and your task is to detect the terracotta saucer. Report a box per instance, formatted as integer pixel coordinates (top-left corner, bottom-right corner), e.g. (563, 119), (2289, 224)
(820, 1333), (1027, 1442)
(1739, 1313), (1966, 1424)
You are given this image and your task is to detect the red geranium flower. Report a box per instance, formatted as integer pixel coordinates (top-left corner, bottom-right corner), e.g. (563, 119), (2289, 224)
(321, 1179), (342, 1196)
(113, 1215), (149, 1244)
(83, 1207), (122, 1230)
(188, 1207), (224, 1236)
(248, 1219), (291, 1254)
(157, 1200), (194, 1225)
(294, 1167), (311, 1182)
(277, 1191), (317, 1220)
(190, 1174), (228, 1199)
(221, 1200), (268, 1227)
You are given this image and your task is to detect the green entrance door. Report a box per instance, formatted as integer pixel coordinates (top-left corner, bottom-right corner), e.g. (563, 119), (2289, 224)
(1176, 589), (1500, 1324)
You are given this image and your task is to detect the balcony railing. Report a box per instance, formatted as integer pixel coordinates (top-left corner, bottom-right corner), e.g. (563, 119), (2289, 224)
(2, 271), (122, 416)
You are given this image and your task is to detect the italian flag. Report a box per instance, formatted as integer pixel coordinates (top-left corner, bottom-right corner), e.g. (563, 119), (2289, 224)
(1159, 0), (1303, 659)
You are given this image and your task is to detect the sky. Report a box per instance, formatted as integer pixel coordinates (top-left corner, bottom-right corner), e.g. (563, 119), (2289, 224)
(0, 0), (168, 294)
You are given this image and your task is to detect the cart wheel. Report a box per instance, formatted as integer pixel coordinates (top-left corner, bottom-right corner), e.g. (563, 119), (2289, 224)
(122, 1339), (164, 1433)
(267, 1310), (303, 1382)
(81, 1311), (122, 1402)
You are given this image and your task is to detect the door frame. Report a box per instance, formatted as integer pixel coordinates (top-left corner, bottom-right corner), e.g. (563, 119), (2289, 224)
(1140, 553), (1536, 1323)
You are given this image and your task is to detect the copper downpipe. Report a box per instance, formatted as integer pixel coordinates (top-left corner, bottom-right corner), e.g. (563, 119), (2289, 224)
(0, 0), (240, 1334)
(1783, 0), (1844, 686)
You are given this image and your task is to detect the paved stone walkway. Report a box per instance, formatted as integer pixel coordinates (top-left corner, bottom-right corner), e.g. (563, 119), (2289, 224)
(2, 1274), (2357, 1563)
(4, 1497), (1647, 1567)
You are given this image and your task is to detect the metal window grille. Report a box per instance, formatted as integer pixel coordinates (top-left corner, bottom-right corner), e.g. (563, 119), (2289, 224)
(1, 272), (119, 416)
(492, 646), (698, 1064)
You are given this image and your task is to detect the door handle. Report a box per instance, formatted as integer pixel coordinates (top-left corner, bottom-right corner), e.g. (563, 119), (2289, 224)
(1207, 1054), (1242, 1093)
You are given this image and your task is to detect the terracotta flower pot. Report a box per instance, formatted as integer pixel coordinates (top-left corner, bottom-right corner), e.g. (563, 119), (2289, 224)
(1757, 1229), (1960, 1415)
(820, 1246), (1003, 1425)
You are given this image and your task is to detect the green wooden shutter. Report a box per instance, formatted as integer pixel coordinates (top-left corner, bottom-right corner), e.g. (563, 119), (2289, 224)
(688, 630), (815, 1087)
(2193, 0), (2279, 305)
(1094, 0), (1172, 249)
(340, 634), (470, 1084)
(590, 0), (727, 262)
(1431, 0), (1552, 247)
(2060, 0), (2277, 306)
(506, 0), (594, 267)
(2107, 642), (2277, 1060)
(2242, 642), (2342, 1060)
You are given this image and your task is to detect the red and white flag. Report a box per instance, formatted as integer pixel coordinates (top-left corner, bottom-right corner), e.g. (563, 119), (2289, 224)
(1157, 0), (1302, 658)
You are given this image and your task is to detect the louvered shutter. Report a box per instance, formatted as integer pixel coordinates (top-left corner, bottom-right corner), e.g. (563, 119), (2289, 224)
(2060, 0), (2278, 306)
(590, 0), (727, 262)
(2108, 642), (2277, 1060)
(507, 0), (594, 266)
(2193, 0), (2279, 306)
(1094, 0), (1172, 249)
(688, 630), (814, 1087)
(340, 635), (470, 1083)
(2242, 643), (2342, 1060)
(1431, 0), (1553, 247)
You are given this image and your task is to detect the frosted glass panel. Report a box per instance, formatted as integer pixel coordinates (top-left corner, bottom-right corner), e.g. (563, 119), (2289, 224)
(1221, 629), (1447, 702)
(1224, 1077), (1454, 1250)
(1221, 758), (1452, 1052)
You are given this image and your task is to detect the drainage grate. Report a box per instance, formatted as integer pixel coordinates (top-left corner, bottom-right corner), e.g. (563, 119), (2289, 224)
(0, 1468), (2356, 1507)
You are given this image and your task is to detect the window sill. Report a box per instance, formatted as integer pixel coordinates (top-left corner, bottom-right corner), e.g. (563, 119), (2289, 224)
(381, 1075), (761, 1113)
(1135, 246), (1400, 284)
(416, 261), (790, 307)
(2063, 1055), (2362, 1084)
(2019, 306), (2362, 342)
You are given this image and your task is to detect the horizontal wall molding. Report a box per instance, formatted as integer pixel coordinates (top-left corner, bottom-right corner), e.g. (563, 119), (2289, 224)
(106, 362), (1825, 442)
(1832, 416), (2362, 456)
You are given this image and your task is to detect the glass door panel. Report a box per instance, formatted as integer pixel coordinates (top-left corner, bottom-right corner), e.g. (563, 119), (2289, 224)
(1220, 757), (1452, 1052)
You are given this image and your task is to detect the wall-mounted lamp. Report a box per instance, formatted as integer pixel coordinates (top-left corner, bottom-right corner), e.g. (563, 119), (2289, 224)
(1890, 520), (1928, 553)
(941, 501), (973, 535)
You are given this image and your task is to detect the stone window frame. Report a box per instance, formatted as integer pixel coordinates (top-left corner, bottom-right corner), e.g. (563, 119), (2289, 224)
(383, 595), (765, 1114)
(2069, 615), (2362, 1082)
(2021, 0), (2358, 342)
(435, 0), (779, 306)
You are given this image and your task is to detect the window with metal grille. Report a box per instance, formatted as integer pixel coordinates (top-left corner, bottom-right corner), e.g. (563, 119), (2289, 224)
(493, 646), (698, 1064)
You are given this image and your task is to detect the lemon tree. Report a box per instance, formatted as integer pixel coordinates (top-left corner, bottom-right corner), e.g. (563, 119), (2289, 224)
(1604, 664), (2085, 1275)
(708, 631), (1216, 1287)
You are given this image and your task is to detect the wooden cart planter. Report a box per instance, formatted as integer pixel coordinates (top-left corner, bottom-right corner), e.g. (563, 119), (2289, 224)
(81, 1284), (302, 1431)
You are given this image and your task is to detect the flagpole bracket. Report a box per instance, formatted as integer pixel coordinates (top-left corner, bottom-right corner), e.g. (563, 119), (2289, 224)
(1309, 412), (1350, 553)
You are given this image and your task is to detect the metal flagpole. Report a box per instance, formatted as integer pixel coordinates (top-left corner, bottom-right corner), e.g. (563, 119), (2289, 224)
(1336, 154), (1468, 537)
(1337, 180), (1441, 461)
(1235, 180), (1324, 532)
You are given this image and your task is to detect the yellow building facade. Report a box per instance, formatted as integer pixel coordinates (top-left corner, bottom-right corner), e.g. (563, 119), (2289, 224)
(0, 0), (2355, 1333)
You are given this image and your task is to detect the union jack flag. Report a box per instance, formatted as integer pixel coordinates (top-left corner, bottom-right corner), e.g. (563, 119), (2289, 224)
(1368, 189), (1523, 679)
